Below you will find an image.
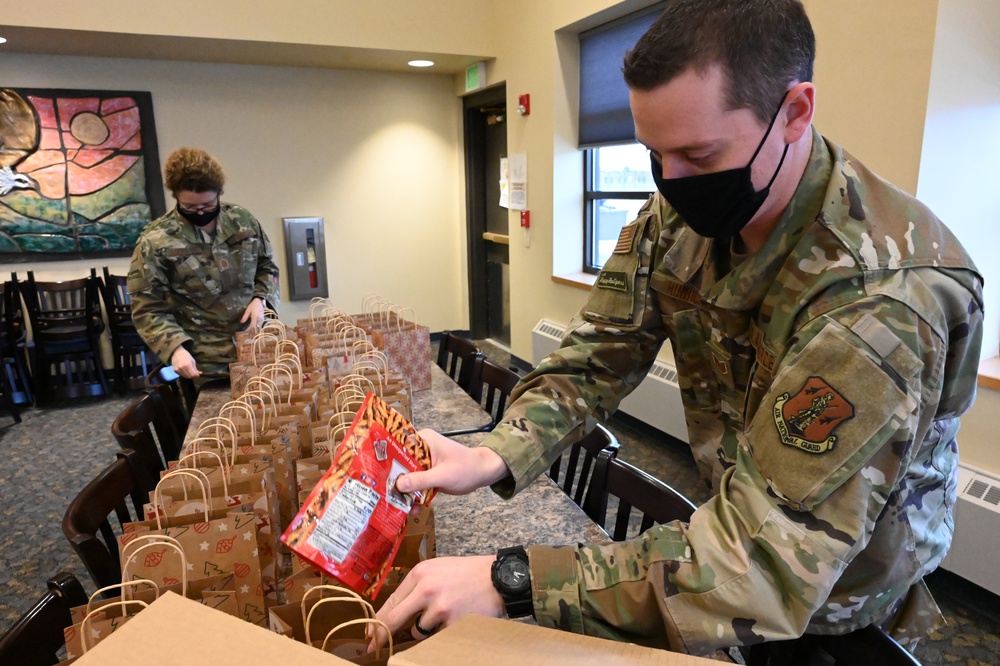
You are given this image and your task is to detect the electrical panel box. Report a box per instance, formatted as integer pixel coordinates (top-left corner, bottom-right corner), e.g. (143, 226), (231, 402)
(282, 216), (328, 301)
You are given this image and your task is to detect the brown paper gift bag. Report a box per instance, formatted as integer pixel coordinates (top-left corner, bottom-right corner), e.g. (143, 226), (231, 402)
(366, 317), (431, 391)
(120, 478), (268, 626)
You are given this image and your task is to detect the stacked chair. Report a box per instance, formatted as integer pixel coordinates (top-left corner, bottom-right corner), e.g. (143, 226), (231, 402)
(1, 277), (33, 422)
(17, 270), (108, 404)
(99, 266), (155, 393)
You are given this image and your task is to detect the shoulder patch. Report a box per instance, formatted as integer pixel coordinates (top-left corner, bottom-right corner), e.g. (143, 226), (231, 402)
(746, 320), (917, 508)
(772, 376), (855, 454)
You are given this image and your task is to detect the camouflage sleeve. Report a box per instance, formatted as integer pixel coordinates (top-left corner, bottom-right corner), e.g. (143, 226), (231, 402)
(126, 234), (193, 364)
(479, 202), (668, 497)
(251, 216), (280, 310)
(526, 273), (984, 654)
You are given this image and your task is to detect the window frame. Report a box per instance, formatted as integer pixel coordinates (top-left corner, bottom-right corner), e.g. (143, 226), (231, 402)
(582, 145), (654, 274)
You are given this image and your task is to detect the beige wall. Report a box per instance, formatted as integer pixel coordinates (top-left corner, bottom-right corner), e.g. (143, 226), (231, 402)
(916, 0), (1000, 475)
(0, 54), (467, 331)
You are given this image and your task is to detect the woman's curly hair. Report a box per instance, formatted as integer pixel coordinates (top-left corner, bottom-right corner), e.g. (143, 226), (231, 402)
(163, 147), (226, 194)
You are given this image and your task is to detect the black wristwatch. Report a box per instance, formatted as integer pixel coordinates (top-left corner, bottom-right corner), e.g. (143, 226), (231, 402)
(491, 546), (533, 618)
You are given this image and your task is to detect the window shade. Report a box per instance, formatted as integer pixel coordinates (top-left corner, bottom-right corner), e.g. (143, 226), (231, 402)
(578, 4), (665, 148)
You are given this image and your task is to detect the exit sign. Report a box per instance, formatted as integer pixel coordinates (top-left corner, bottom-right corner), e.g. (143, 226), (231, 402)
(465, 61), (486, 93)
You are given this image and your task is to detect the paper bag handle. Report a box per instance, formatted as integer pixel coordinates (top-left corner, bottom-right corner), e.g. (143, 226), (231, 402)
(80, 599), (149, 653)
(86, 578), (158, 616)
(154, 469), (212, 528)
(220, 400), (256, 448)
(176, 450), (230, 496)
(322, 618), (393, 657)
(120, 539), (189, 598)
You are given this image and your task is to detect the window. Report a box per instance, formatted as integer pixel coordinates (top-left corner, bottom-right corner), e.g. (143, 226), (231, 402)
(584, 144), (654, 271)
(578, 3), (664, 273)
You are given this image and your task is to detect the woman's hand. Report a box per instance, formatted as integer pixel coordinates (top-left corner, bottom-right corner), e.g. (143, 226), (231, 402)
(240, 297), (265, 329)
(370, 556), (502, 650)
(170, 346), (201, 379)
(395, 429), (510, 496)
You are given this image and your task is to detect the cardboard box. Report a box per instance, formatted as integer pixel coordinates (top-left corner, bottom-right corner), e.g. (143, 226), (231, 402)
(74, 591), (352, 665)
(387, 615), (721, 666)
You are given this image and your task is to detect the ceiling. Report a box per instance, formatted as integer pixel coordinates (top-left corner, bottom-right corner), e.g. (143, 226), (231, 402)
(0, 25), (487, 75)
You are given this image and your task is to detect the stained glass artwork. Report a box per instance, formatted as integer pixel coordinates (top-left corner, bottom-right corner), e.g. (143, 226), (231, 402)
(0, 87), (165, 262)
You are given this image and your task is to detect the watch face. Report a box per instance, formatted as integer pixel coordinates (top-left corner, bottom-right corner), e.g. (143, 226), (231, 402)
(499, 557), (530, 592)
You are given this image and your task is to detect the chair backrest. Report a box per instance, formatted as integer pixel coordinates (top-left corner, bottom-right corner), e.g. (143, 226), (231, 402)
(548, 424), (621, 506)
(0, 571), (89, 666)
(144, 363), (197, 439)
(471, 358), (521, 427)
(61, 449), (152, 591)
(435, 332), (486, 395)
(99, 266), (133, 328)
(583, 450), (698, 541)
(21, 270), (103, 343)
(1, 277), (28, 353)
(745, 624), (921, 666)
(112, 390), (183, 484)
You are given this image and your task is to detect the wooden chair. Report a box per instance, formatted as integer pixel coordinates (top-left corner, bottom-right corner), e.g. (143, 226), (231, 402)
(61, 449), (152, 591)
(0, 571), (89, 666)
(439, 358), (520, 437)
(99, 266), (155, 393)
(144, 363), (198, 442)
(583, 449), (698, 541)
(435, 331), (486, 396)
(744, 623), (922, 666)
(20, 269), (108, 403)
(548, 423), (621, 507)
(112, 390), (183, 486)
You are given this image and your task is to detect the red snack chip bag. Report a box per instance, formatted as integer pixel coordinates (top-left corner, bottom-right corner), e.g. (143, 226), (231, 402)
(281, 393), (435, 599)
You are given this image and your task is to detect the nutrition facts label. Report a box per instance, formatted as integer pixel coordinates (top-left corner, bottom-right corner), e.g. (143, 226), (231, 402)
(307, 478), (381, 563)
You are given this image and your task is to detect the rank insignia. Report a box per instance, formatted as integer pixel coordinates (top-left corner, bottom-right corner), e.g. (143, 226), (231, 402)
(772, 376), (854, 453)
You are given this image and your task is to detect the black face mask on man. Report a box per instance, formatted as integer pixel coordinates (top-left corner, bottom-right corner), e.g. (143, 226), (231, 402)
(650, 96), (789, 240)
(178, 205), (220, 228)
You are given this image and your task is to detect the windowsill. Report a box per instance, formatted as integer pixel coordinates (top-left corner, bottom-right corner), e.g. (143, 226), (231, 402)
(978, 356), (1000, 391)
(551, 272), (597, 291)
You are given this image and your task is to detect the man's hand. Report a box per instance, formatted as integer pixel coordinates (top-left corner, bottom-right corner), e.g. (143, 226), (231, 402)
(240, 297), (265, 329)
(370, 556), (502, 650)
(170, 346), (201, 379)
(395, 429), (509, 496)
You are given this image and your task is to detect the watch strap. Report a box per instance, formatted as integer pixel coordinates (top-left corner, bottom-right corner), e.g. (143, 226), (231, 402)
(495, 546), (533, 619)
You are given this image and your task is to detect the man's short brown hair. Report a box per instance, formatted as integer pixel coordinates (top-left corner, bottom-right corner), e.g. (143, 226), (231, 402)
(163, 147), (226, 194)
(623, 0), (815, 125)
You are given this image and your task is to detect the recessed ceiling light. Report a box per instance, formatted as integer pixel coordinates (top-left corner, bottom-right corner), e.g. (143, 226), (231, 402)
(0, 37), (7, 45)
(408, 60), (434, 68)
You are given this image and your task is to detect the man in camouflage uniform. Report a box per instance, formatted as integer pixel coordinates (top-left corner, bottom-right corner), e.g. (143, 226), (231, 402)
(375, 0), (984, 657)
(128, 148), (279, 378)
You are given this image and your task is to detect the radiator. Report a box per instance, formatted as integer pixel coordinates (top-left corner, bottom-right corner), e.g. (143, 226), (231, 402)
(530, 319), (689, 443)
(940, 464), (1000, 596)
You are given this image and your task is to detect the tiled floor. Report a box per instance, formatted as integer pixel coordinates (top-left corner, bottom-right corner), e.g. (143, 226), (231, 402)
(473, 337), (1000, 665)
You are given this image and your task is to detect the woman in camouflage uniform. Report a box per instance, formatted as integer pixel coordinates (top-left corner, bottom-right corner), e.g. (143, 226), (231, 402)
(127, 148), (279, 379)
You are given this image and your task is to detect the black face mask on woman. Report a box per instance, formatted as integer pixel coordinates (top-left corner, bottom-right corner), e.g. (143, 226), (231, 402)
(650, 96), (789, 240)
(178, 205), (220, 228)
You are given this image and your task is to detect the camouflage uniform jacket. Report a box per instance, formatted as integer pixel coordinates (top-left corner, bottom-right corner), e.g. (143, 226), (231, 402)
(127, 203), (280, 375)
(479, 129), (984, 654)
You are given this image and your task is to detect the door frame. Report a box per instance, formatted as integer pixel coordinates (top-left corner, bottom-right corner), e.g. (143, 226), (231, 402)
(463, 84), (507, 340)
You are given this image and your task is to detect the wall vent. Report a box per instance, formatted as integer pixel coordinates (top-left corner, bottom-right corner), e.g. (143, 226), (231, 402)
(941, 464), (1000, 596)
